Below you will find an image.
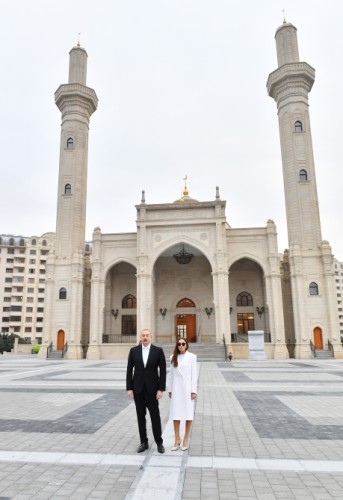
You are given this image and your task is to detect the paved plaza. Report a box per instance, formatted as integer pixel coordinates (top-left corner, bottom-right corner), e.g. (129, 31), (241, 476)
(1, 356), (343, 499)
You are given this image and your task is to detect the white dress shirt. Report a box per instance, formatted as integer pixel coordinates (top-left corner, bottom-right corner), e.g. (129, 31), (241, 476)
(142, 344), (151, 367)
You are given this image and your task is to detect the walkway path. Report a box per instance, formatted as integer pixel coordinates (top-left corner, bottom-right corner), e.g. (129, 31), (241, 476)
(0, 355), (343, 498)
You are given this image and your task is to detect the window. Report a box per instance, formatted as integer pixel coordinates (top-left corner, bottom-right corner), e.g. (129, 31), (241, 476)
(65, 183), (72, 195)
(37, 317), (43, 322)
(122, 294), (137, 308)
(122, 315), (137, 335)
(38, 288), (44, 294)
(59, 287), (67, 300)
(5, 278), (13, 283)
(38, 298), (44, 303)
(37, 307), (44, 312)
(25, 317), (32, 322)
(11, 306), (22, 312)
(7, 259), (14, 263)
(31, 239), (36, 246)
(294, 120), (303, 132)
(27, 288), (34, 293)
(176, 298), (196, 308)
(236, 292), (253, 307)
(3, 307), (10, 312)
(30, 259), (36, 264)
(19, 239), (25, 246)
(26, 307), (33, 312)
(10, 316), (21, 322)
(7, 248), (14, 254)
(299, 169), (308, 181)
(27, 297), (34, 303)
(67, 137), (74, 148)
(29, 269), (35, 274)
(28, 278), (35, 284)
(30, 250), (36, 255)
(25, 327), (32, 333)
(309, 282), (319, 296)
(4, 297), (11, 302)
(42, 240), (47, 246)
(9, 238), (15, 245)
(4, 287), (11, 292)
(6, 268), (13, 273)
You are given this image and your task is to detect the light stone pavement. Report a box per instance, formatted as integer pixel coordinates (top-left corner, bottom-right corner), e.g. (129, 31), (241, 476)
(1, 356), (343, 498)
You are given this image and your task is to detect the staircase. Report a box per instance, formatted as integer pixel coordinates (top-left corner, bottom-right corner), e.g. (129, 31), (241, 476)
(161, 342), (226, 362)
(47, 350), (63, 359)
(313, 348), (334, 359)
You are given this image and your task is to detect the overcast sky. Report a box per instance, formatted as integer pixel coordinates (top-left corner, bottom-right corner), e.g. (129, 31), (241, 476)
(1, 0), (342, 260)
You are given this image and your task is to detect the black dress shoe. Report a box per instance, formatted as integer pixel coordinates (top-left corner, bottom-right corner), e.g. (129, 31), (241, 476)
(137, 442), (148, 453)
(157, 443), (165, 454)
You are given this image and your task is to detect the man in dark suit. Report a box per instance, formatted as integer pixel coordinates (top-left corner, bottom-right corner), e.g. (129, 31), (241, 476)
(126, 329), (166, 453)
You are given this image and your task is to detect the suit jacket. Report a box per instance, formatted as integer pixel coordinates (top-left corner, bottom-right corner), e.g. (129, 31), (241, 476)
(126, 344), (166, 394)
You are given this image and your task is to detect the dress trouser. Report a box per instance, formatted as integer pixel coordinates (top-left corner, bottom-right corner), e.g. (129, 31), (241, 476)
(134, 386), (163, 445)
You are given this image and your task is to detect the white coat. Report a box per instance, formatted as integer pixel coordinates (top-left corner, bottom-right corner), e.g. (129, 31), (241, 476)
(168, 350), (197, 421)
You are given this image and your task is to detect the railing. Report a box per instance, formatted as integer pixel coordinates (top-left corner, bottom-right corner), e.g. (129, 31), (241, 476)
(310, 339), (316, 356)
(231, 332), (271, 343)
(102, 334), (136, 343)
(46, 341), (53, 359)
(328, 339), (334, 356)
(222, 334), (227, 360)
(62, 342), (68, 358)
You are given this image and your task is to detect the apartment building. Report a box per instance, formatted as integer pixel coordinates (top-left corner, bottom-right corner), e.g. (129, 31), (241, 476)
(0, 233), (55, 343)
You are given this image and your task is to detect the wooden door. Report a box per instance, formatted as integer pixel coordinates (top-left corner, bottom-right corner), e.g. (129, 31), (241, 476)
(313, 327), (323, 349)
(176, 314), (196, 343)
(57, 330), (65, 351)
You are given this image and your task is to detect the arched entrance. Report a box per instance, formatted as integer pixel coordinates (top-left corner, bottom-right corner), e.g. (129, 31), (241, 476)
(313, 327), (323, 349)
(176, 298), (196, 343)
(57, 330), (65, 351)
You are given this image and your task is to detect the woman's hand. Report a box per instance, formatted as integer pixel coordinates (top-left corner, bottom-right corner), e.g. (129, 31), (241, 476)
(191, 392), (197, 400)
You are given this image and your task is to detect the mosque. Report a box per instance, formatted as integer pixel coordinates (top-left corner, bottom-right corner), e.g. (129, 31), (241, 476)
(39, 19), (342, 360)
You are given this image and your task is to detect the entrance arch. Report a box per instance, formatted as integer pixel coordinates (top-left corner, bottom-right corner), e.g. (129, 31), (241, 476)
(313, 327), (323, 349)
(57, 330), (65, 351)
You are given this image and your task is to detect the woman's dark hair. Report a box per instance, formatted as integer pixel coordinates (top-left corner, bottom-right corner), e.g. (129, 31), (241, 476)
(171, 339), (189, 367)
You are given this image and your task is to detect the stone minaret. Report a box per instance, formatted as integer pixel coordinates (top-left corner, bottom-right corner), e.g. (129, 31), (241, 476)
(41, 43), (98, 359)
(267, 21), (341, 358)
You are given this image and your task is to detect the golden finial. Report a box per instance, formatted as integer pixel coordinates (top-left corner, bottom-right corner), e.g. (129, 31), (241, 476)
(183, 175), (189, 197)
(282, 9), (287, 24)
(77, 32), (81, 47)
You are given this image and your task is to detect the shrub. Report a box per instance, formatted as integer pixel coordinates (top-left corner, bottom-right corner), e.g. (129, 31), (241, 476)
(32, 344), (41, 354)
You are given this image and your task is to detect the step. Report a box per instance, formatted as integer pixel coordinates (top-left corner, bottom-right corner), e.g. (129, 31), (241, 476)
(314, 349), (334, 358)
(160, 342), (226, 362)
(47, 351), (63, 359)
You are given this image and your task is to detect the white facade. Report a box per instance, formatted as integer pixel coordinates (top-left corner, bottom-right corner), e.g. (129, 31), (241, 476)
(36, 21), (343, 360)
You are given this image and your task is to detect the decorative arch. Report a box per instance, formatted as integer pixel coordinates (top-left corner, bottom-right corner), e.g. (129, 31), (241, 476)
(177, 298), (196, 308)
(66, 137), (74, 149)
(59, 287), (67, 300)
(151, 237), (214, 272)
(309, 282), (319, 296)
(64, 183), (72, 195)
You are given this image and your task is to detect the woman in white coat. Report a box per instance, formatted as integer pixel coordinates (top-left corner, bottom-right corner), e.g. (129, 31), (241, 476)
(168, 339), (197, 451)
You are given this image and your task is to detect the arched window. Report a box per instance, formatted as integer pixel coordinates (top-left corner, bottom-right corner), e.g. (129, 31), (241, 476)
(309, 282), (319, 296)
(85, 244), (90, 252)
(42, 240), (47, 246)
(64, 183), (72, 195)
(9, 238), (15, 246)
(299, 169), (308, 181)
(294, 120), (303, 132)
(19, 239), (25, 246)
(122, 294), (136, 308)
(59, 287), (67, 300)
(177, 298), (196, 307)
(236, 291), (253, 307)
(31, 239), (36, 246)
(66, 137), (74, 149)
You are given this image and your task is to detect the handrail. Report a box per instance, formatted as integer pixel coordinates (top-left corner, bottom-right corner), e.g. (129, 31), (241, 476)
(46, 342), (53, 359)
(62, 342), (68, 358)
(310, 339), (316, 356)
(328, 339), (334, 355)
(222, 334), (227, 360)
(102, 334), (136, 343)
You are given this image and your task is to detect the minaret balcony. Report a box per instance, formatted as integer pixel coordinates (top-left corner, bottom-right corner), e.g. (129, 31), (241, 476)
(267, 62), (315, 100)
